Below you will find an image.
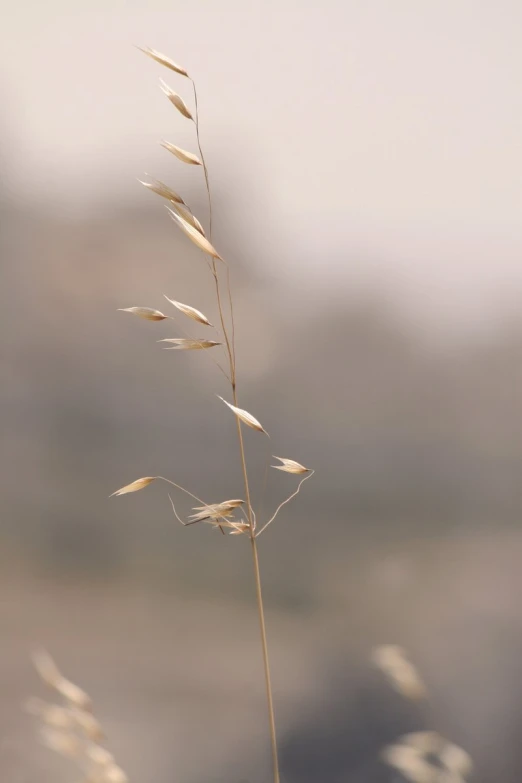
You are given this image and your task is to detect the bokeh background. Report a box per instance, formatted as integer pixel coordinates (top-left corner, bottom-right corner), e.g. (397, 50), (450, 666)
(1, 1), (521, 781)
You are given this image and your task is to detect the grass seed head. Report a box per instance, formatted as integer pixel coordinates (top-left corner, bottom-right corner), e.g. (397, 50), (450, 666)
(110, 477), (156, 496)
(165, 206), (222, 258)
(381, 744), (435, 783)
(159, 78), (193, 119)
(228, 522), (251, 535)
(372, 645), (427, 700)
(33, 650), (62, 688)
(217, 396), (267, 434)
(138, 178), (186, 205)
(169, 202), (206, 235)
(86, 744), (114, 766)
(40, 727), (84, 760)
(161, 140), (201, 165)
(118, 307), (169, 321)
(137, 46), (189, 77)
(189, 499), (245, 522)
(399, 732), (444, 754)
(159, 338), (221, 350)
(104, 764), (129, 783)
(439, 743), (473, 777)
(164, 296), (212, 326)
(271, 457), (310, 474)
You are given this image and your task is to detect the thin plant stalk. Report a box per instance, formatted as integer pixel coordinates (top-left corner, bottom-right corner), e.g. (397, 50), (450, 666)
(191, 79), (280, 783)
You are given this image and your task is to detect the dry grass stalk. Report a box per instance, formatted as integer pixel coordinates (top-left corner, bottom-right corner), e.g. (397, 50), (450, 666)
(110, 45), (317, 783)
(29, 652), (127, 783)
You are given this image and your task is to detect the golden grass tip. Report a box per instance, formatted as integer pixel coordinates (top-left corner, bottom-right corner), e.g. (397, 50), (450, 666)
(138, 177), (185, 205)
(166, 206), (222, 259)
(110, 477), (157, 497)
(272, 457), (310, 474)
(161, 140), (201, 165)
(118, 307), (169, 321)
(159, 338), (221, 350)
(164, 296), (213, 326)
(217, 396), (267, 434)
(159, 78), (193, 119)
(137, 46), (189, 77)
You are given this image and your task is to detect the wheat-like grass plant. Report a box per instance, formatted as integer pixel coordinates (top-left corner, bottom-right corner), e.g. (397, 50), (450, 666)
(110, 45), (316, 783)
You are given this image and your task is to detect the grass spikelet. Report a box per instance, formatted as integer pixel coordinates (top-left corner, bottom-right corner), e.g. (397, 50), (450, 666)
(161, 139), (201, 165)
(164, 296), (213, 326)
(165, 206), (222, 258)
(158, 338), (221, 350)
(188, 499), (245, 522)
(25, 699), (74, 730)
(372, 645), (427, 700)
(118, 307), (169, 321)
(137, 46), (189, 77)
(439, 743), (473, 776)
(110, 476), (156, 496)
(376, 650), (473, 783)
(33, 650), (61, 689)
(169, 202), (206, 235)
(29, 654), (128, 783)
(138, 177), (186, 204)
(271, 457), (309, 474)
(217, 395), (267, 434)
(381, 744), (435, 783)
(104, 764), (129, 783)
(33, 650), (92, 711)
(40, 727), (84, 759)
(159, 78), (193, 119)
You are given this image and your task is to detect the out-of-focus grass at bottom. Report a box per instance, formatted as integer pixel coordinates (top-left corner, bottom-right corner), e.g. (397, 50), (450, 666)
(2, 525), (522, 783)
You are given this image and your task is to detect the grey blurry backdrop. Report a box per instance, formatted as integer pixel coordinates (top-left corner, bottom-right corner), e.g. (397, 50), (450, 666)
(1, 1), (521, 782)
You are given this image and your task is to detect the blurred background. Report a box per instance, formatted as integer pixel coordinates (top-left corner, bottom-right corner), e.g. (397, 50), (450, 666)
(1, 1), (521, 781)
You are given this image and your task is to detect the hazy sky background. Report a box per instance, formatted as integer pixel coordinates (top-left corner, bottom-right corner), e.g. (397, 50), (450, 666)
(1, 0), (521, 331)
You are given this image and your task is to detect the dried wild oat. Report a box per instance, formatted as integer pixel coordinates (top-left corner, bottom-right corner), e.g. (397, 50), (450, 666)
(138, 178), (185, 205)
(118, 307), (169, 321)
(159, 79), (193, 119)
(138, 46), (189, 77)
(164, 296), (213, 326)
(271, 457), (309, 474)
(161, 140), (201, 165)
(217, 396), (267, 434)
(158, 338), (221, 350)
(110, 477), (156, 496)
(165, 206), (222, 258)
